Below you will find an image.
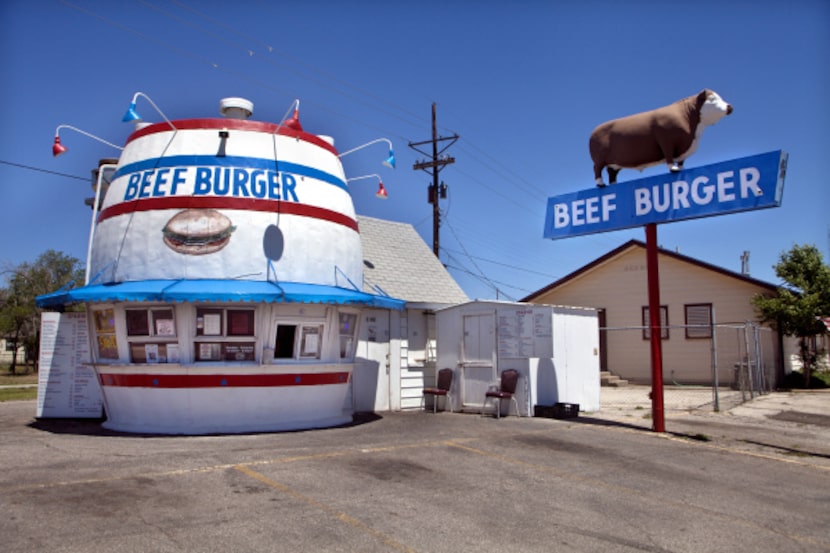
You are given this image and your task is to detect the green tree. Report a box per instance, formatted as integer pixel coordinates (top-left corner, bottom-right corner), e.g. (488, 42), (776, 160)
(753, 244), (830, 387)
(0, 250), (83, 373)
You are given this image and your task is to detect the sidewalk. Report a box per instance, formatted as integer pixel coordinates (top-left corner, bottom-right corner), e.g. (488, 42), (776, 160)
(589, 386), (830, 466)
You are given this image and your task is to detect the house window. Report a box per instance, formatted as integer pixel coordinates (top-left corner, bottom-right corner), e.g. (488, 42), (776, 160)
(92, 308), (119, 359)
(339, 313), (358, 359)
(642, 306), (669, 340)
(273, 323), (324, 360)
(194, 307), (255, 362)
(126, 307), (178, 363)
(685, 303), (713, 339)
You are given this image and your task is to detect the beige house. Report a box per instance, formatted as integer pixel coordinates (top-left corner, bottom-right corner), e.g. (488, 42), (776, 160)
(522, 240), (785, 387)
(1, 339), (27, 366)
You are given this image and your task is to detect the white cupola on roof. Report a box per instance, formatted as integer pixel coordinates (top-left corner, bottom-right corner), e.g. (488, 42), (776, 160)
(219, 97), (253, 120)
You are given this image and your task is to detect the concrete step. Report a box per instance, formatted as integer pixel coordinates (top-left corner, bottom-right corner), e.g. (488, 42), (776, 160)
(600, 371), (630, 387)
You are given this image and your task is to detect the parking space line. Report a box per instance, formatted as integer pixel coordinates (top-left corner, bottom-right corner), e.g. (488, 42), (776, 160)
(0, 439), (472, 494)
(234, 464), (417, 553)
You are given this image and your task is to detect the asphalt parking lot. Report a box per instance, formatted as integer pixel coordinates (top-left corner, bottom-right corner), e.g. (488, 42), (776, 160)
(1, 391), (829, 553)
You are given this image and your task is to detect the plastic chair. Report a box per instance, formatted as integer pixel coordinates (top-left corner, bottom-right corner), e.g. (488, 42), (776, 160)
(421, 368), (454, 413)
(483, 369), (520, 418)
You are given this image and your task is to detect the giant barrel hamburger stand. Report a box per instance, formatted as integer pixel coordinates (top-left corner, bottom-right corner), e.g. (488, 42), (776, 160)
(37, 97), (404, 434)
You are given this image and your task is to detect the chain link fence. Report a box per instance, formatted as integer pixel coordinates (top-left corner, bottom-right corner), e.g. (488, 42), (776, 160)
(598, 321), (775, 415)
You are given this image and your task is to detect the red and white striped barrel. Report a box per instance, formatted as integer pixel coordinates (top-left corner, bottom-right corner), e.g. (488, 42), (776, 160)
(91, 100), (362, 286)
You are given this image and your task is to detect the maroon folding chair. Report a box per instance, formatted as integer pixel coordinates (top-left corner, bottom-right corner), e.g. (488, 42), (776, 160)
(483, 369), (520, 418)
(421, 368), (454, 413)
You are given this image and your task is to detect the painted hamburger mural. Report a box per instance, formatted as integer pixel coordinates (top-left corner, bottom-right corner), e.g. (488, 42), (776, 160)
(162, 208), (236, 255)
(38, 95), (403, 434)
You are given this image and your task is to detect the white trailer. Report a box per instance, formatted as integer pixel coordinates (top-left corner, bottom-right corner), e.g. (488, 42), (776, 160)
(435, 301), (600, 416)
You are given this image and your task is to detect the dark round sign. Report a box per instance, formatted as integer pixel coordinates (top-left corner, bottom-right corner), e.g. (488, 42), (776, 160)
(262, 224), (284, 261)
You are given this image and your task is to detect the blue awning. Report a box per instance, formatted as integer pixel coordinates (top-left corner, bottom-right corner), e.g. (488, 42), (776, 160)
(36, 279), (405, 310)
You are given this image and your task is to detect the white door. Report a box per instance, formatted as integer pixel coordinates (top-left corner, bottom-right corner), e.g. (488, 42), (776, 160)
(461, 313), (496, 411)
(353, 309), (390, 412)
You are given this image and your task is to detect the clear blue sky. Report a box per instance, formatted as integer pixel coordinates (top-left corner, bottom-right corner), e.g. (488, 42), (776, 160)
(2, 0), (828, 300)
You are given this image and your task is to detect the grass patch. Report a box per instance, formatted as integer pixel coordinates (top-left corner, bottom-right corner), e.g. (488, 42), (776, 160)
(0, 387), (37, 402)
(0, 365), (38, 401)
(781, 370), (830, 389)
(0, 365), (39, 386)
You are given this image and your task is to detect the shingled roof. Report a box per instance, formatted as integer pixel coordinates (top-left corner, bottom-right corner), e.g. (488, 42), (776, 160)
(358, 215), (468, 306)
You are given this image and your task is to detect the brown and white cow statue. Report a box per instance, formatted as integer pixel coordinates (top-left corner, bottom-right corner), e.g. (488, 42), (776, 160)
(589, 89), (733, 187)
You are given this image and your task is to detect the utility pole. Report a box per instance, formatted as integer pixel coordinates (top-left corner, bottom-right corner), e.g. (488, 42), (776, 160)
(409, 103), (458, 258)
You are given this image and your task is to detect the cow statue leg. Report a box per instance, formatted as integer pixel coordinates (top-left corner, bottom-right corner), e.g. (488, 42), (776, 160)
(594, 164), (606, 187)
(607, 167), (620, 185)
(659, 143), (682, 173)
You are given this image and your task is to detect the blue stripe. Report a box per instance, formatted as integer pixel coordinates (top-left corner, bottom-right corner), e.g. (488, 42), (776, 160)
(113, 155), (348, 192)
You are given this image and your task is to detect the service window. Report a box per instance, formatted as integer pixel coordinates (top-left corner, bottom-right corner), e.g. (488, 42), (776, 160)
(275, 325), (297, 359)
(92, 308), (118, 360)
(339, 313), (358, 359)
(194, 307), (256, 362)
(273, 323), (325, 360)
(299, 325), (323, 358)
(125, 307), (178, 363)
(127, 308), (176, 337)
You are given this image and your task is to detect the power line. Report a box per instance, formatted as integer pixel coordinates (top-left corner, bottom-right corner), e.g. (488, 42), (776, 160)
(169, 0), (428, 130)
(443, 262), (524, 300)
(0, 160), (87, 181)
(441, 247), (558, 279)
(455, 142), (549, 201)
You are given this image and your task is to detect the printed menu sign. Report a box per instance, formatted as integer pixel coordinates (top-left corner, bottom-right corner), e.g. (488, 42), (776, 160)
(497, 307), (553, 358)
(37, 312), (103, 418)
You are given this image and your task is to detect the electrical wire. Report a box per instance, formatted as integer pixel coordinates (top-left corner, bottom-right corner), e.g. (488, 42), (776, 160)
(0, 160), (87, 181)
(441, 247), (558, 279)
(170, 0), (428, 130)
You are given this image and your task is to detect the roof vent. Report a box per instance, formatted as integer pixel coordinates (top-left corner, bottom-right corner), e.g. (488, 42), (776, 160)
(219, 97), (253, 120)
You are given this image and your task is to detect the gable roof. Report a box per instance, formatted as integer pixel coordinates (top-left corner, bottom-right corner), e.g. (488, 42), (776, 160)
(358, 215), (468, 306)
(521, 239), (779, 302)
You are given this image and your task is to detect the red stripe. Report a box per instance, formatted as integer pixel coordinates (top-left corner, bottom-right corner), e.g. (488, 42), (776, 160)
(125, 118), (338, 155)
(99, 371), (351, 388)
(97, 197), (358, 232)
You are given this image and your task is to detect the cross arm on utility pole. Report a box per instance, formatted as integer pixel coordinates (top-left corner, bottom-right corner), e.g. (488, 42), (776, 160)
(412, 156), (455, 173)
(408, 103), (458, 258)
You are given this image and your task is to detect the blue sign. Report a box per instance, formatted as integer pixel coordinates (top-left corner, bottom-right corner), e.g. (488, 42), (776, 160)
(544, 150), (787, 240)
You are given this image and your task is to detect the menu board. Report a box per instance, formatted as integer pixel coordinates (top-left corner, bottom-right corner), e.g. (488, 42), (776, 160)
(497, 307), (553, 358)
(36, 312), (103, 418)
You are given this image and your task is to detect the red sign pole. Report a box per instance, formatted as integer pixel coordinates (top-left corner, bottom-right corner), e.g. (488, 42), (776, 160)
(645, 223), (666, 432)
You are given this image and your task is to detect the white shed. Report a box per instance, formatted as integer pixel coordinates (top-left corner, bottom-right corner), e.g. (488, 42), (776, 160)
(435, 301), (600, 415)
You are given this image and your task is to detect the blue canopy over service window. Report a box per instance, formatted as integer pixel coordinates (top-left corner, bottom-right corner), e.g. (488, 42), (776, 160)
(36, 279), (405, 310)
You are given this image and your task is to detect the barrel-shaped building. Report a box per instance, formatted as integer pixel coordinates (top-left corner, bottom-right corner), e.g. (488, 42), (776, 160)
(38, 97), (404, 434)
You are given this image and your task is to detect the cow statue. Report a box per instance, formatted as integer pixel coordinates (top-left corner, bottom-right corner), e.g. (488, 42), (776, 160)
(589, 89), (733, 187)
